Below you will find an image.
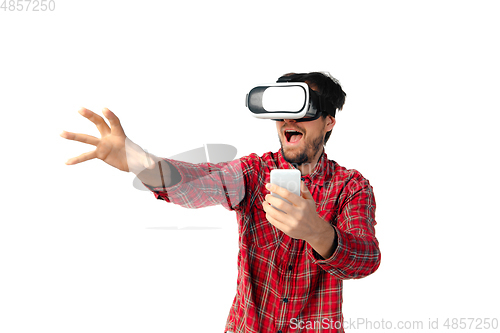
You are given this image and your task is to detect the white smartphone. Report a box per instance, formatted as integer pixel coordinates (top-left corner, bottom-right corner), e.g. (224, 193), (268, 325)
(270, 169), (301, 207)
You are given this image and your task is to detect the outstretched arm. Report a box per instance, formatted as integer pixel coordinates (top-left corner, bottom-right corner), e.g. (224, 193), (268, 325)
(60, 107), (178, 188)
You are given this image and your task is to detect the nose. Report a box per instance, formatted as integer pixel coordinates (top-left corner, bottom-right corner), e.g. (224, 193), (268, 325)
(283, 118), (297, 124)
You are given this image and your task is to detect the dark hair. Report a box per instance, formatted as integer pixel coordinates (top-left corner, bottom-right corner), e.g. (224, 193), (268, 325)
(277, 72), (346, 144)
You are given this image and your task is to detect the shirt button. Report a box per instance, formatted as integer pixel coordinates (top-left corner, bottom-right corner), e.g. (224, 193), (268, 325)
(288, 265), (293, 270)
(283, 297), (288, 303)
(277, 331), (283, 333)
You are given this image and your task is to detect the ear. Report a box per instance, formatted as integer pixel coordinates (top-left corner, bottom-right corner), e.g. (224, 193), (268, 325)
(325, 115), (336, 132)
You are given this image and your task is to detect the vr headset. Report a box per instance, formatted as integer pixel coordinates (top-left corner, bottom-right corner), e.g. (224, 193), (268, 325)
(246, 73), (331, 122)
(246, 82), (323, 122)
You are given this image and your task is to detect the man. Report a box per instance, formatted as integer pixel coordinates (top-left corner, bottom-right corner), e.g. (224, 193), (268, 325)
(61, 72), (381, 332)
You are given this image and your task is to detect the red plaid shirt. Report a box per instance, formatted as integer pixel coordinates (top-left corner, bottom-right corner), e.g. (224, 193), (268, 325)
(144, 149), (380, 333)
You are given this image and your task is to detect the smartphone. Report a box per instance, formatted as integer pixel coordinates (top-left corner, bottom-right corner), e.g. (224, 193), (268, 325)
(270, 169), (301, 207)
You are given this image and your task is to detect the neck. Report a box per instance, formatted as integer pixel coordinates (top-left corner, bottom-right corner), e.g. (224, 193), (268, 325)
(296, 148), (323, 176)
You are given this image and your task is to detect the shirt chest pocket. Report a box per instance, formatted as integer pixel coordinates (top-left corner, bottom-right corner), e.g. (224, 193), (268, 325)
(244, 205), (283, 252)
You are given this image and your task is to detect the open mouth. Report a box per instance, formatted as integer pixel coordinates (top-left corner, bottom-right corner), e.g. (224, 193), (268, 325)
(284, 129), (304, 144)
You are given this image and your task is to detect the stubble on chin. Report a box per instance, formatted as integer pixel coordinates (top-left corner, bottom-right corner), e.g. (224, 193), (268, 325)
(282, 147), (308, 165)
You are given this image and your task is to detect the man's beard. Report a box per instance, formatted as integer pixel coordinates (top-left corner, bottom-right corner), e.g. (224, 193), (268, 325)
(280, 134), (324, 166)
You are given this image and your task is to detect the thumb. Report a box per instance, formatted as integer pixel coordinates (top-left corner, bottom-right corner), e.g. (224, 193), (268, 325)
(300, 181), (313, 199)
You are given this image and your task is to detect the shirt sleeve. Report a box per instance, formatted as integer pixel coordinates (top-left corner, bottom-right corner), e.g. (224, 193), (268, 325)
(307, 172), (381, 280)
(142, 157), (251, 211)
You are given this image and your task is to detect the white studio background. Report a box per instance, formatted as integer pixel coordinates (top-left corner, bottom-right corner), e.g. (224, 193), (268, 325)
(1, 1), (499, 332)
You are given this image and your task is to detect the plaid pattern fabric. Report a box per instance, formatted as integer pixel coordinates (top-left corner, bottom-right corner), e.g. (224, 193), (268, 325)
(144, 149), (380, 333)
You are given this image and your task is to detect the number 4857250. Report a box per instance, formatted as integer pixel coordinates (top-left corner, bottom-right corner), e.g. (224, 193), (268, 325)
(1, 0), (56, 11)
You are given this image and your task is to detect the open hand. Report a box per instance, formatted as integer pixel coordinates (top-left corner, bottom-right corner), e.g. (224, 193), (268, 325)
(60, 108), (129, 172)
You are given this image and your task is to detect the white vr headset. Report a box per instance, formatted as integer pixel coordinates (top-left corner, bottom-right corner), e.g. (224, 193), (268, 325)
(245, 82), (323, 122)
